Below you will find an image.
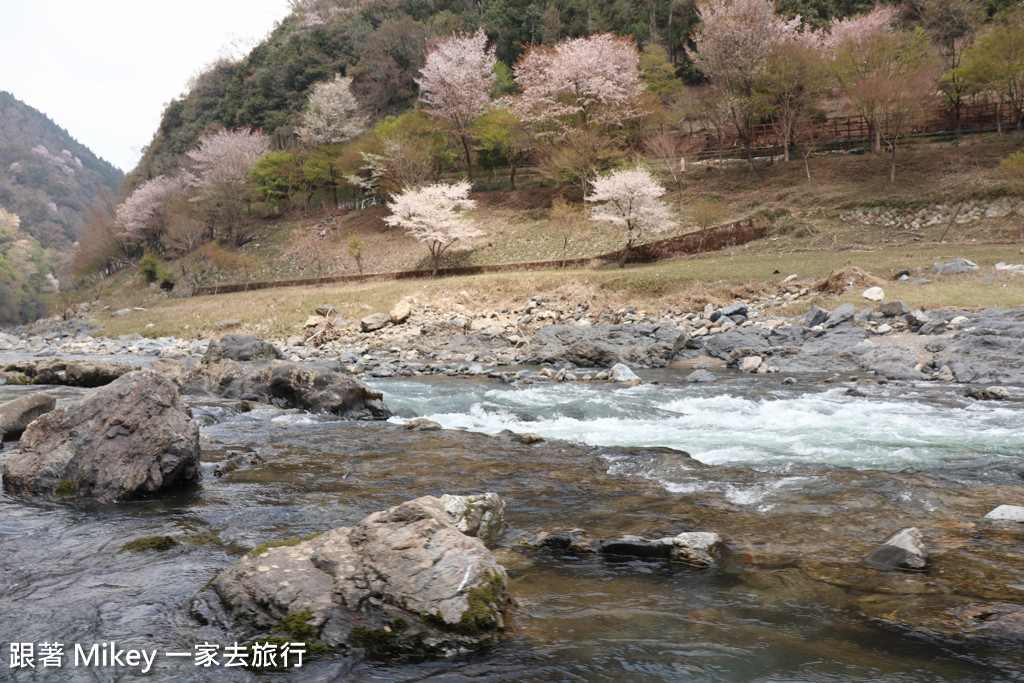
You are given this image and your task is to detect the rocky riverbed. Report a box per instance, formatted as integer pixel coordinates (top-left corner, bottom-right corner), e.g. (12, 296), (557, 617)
(7, 278), (1024, 392)
(2, 291), (1024, 678)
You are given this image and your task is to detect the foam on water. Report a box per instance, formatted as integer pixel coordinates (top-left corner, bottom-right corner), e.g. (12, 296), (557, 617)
(379, 378), (1024, 478)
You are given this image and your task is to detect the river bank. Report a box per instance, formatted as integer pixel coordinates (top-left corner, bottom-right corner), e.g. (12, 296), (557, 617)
(8, 273), (1024, 392)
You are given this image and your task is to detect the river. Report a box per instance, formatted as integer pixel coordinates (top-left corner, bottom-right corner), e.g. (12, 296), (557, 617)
(1, 368), (1022, 681)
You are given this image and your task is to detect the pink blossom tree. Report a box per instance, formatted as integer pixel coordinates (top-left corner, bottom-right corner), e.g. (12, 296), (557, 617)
(512, 32), (646, 133)
(186, 128), (269, 246)
(823, 7), (937, 159)
(114, 175), (184, 253)
(296, 74), (367, 146)
(585, 167), (674, 267)
(689, 0), (802, 171)
(383, 180), (484, 277)
(416, 29), (496, 183)
(818, 6), (899, 55)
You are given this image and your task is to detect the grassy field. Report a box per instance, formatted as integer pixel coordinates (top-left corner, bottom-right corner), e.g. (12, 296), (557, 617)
(93, 241), (1024, 341)
(78, 138), (1024, 340)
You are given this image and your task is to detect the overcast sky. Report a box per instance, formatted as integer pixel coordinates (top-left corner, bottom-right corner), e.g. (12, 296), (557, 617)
(0, 0), (293, 173)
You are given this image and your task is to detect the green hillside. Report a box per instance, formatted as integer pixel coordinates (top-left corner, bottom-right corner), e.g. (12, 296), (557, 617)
(0, 91), (123, 250)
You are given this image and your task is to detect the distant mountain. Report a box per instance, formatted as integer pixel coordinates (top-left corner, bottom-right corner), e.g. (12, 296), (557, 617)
(0, 91), (124, 250)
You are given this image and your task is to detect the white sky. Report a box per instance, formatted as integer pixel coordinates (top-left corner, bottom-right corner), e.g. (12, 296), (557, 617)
(0, 0), (293, 173)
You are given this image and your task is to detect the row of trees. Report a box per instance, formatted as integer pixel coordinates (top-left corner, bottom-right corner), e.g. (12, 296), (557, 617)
(693, 0), (1024, 179)
(79, 1), (1024, 283)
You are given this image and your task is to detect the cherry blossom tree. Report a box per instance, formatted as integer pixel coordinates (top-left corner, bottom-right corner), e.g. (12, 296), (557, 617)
(818, 6), (899, 55)
(296, 75), (367, 146)
(417, 29), (496, 182)
(689, 0), (802, 171)
(824, 8), (938, 159)
(114, 175), (184, 253)
(512, 33), (646, 133)
(186, 128), (269, 246)
(586, 167), (674, 267)
(383, 181), (484, 277)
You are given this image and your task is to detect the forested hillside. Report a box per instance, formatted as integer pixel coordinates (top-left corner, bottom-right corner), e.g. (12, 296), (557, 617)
(0, 91), (123, 250)
(133, 0), (912, 183)
(81, 0), (1024, 299)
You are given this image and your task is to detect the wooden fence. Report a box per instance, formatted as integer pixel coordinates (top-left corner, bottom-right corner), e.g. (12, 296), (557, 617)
(687, 101), (1022, 163)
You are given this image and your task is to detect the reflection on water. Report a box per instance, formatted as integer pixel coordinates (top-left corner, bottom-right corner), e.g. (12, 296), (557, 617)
(0, 372), (1021, 681)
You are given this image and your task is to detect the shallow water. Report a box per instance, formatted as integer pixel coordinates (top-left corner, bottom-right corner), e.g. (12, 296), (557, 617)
(1, 370), (1022, 681)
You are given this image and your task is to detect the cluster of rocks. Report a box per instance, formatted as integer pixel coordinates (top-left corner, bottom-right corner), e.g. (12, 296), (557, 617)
(841, 197), (1022, 231)
(0, 335), (391, 504)
(7, 281), (1024, 392)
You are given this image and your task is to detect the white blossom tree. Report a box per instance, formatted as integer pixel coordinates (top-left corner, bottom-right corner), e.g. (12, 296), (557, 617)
(512, 32), (646, 132)
(417, 29), (496, 182)
(114, 175), (184, 253)
(0, 207), (20, 230)
(586, 167), (674, 267)
(383, 180), (484, 277)
(186, 128), (269, 246)
(296, 74), (367, 146)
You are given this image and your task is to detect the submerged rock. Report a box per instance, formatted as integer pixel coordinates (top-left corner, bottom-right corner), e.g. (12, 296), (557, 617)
(1, 370), (200, 502)
(404, 417), (443, 431)
(528, 528), (725, 568)
(984, 505), (1024, 522)
(194, 495), (511, 659)
(0, 392), (56, 440)
(608, 363), (640, 382)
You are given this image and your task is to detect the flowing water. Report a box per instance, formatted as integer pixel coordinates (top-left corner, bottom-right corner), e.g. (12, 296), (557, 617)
(1, 367), (1022, 681)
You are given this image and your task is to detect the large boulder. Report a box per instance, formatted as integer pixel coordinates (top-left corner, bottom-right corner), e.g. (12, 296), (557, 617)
(193, 495), (510, 658)
(931, 308), (1024, 384)
(181, 359), (391, 420)
(529, 323), (686, 368)
(1, 370), (200, 502)
(0, 392), (56, 440)
(360, 313), (390, 333)
(932, 257), (979, 274)
(1, 359), (137, 387)
(202, 334), (283, 364)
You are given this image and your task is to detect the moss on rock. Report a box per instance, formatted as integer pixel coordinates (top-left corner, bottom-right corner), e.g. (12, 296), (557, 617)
(248, 531), (324, 557)
(119, 535), (180, 553)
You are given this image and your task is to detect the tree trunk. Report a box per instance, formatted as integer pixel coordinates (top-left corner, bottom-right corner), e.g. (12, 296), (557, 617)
(888, 136), (898, 183)
(460, 135), (474, 184)
(618, 231), (634, 268)
(953, 99), (962, 145)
